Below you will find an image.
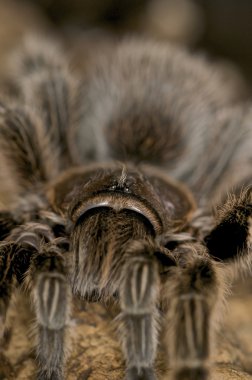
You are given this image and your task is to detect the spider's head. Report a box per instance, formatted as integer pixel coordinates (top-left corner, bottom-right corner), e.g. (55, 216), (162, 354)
(49, 162), (195, 226)
(47, 163), (196, 298)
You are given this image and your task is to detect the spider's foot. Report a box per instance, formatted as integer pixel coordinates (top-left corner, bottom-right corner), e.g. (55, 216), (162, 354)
(126, 367), (157, 380)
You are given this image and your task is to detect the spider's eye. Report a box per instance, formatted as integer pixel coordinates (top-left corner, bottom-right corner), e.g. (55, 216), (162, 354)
(109, 183), (130, 193)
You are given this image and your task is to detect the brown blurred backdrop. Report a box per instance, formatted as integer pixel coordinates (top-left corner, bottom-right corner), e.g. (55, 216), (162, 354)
(0, 0), (252, 85)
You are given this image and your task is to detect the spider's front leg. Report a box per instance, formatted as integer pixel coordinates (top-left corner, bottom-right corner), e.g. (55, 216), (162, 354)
(27, 239), (70, 380)
(1, 215), (71, 380)
(165, 187), (252, 380)
(117, 238), (219, 380)
(163, 243), (220, 380)
(119, 240), (162, 380)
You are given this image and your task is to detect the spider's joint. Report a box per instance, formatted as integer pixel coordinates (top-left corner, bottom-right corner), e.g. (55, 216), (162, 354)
(34, 273), (69, 329)
(121, 258), (158, 310)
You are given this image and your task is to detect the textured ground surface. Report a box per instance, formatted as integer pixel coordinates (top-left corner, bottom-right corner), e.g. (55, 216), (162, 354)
(1, 279), (252, 380)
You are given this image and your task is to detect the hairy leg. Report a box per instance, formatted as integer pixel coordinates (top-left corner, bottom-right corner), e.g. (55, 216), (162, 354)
(163, 243), (220, 380)
(3, 213), (70, 380)
(28, 242), (70, 380)
(119, 241), (160, 380)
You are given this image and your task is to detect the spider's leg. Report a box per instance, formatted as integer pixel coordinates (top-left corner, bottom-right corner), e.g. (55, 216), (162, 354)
(204, 188), (252, 262)
(8, 219), (70, 380)
(119, 240), (161, 380)
(12, 36), (82, 169)
(29, 241), (70, 380)
(163, 243), (220, 380)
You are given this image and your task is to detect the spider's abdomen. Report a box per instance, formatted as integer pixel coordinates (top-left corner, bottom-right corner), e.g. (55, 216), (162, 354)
(75, 40), (238, 169)
(73, 39), (251, 203)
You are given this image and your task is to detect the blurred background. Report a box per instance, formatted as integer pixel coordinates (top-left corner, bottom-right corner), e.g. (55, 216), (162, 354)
(0, 0), (252, 93)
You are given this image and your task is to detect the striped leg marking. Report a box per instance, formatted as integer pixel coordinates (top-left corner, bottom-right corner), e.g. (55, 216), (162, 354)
(166, 247), (218, 380)
(31, 245), (70, 380)
(120, 256), (159, 380)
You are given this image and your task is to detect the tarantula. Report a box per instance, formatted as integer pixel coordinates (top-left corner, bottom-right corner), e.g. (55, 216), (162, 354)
(0, 36), (252, 380)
